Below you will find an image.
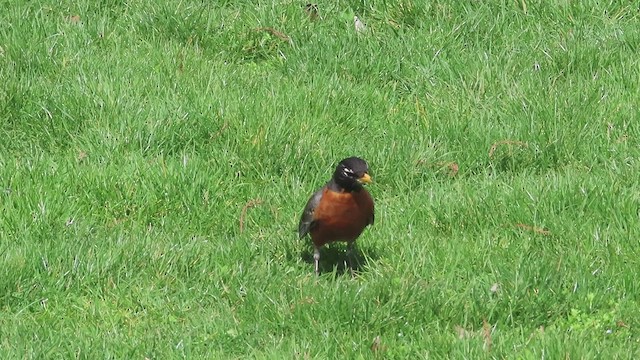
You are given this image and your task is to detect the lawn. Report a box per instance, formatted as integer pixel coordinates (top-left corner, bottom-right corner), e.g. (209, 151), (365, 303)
(1, 0), (639, 358)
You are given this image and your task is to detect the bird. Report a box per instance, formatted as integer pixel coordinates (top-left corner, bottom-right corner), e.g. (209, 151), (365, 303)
(298, 157), (375, 275)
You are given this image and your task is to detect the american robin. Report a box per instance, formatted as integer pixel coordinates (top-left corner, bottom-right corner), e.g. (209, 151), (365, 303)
(298, 157), (375, 275)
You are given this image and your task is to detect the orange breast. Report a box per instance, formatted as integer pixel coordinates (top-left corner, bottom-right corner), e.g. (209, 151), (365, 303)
(311, 188), (374, 247)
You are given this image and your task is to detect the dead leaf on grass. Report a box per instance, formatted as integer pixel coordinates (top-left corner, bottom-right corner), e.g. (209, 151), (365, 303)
(482, 319), (492, 352)
(77, 150), (88, 162)
(490, 283), (500, 293)
(371, 335), (386, 354)
(454, 325), (472, 339)
(488, 140), (528, 158)
(616, 320), (629, 328)
(239, 199), (263, 234)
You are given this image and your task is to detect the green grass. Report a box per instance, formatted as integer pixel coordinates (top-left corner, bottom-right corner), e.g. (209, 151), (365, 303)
(1, 0), (640, 358)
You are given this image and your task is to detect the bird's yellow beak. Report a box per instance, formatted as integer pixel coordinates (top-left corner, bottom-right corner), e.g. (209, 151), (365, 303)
(358, 173), (372, 184)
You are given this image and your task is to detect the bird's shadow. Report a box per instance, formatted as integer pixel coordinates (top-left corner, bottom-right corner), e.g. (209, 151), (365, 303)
(299, 244), (380, 277)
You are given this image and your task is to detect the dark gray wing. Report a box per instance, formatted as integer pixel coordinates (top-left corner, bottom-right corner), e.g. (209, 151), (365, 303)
(365, 189), (375, 226)
(298, 187), (324, 239)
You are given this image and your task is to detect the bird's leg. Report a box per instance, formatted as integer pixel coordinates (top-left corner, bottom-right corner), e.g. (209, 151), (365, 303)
(346, 242), (356, 276)
(313, 245), (321, 276)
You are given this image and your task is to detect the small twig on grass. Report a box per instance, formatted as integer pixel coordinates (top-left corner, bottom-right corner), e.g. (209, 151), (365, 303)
(254, 27), (292, 44)
(239, 199), (263, 234)
(416, 160), (460, 177)
(210, 121), (228, 141)
(488, 140), (528, 158)
(515, 223), (551, 236)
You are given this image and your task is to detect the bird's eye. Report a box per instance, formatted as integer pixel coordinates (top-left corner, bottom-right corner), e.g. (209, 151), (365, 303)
(342, 167), (355, 177)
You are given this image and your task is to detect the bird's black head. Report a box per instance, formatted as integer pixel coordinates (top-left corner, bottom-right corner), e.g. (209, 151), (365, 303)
(332, 157), (372, 192)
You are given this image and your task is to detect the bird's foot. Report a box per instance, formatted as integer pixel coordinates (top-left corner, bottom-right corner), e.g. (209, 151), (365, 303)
(346, 243), (358, 277)
(314, 246), (320, 276)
